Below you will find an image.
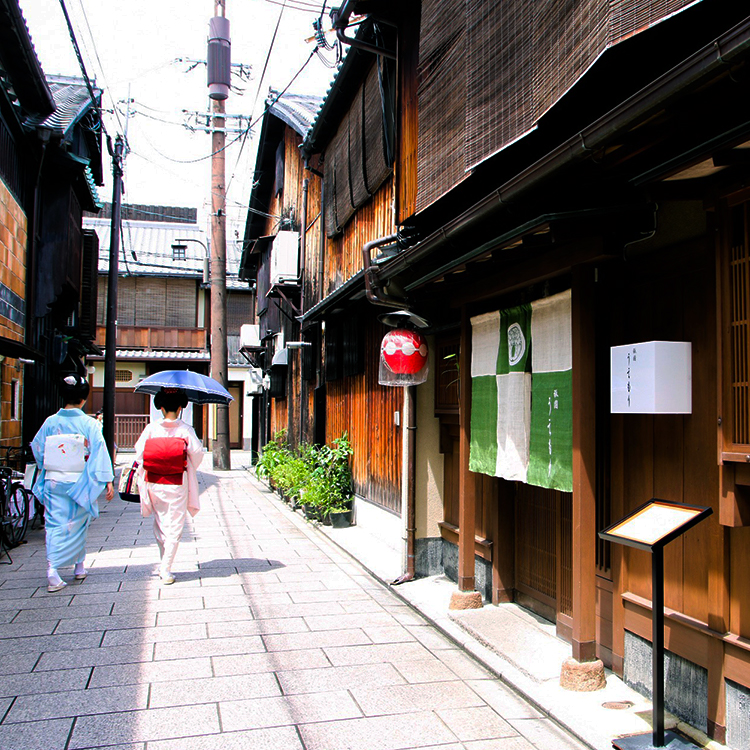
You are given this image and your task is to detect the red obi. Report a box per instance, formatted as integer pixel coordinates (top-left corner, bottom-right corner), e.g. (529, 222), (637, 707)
(143, 437), (187, 485)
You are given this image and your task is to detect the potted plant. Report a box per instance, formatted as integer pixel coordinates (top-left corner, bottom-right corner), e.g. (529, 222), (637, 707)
(308, 434), (353, 526)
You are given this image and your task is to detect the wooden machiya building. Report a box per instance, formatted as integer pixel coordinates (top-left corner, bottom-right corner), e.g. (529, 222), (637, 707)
(245, 1), (750, 744)
(1, 0), (104, 450)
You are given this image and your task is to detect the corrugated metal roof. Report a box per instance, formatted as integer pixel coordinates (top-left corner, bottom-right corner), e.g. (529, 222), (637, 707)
(85, 215), (248, 289)
(89, 349), (211, 361)
(25, 76), (100, 138)
(266, 90), (325, 138)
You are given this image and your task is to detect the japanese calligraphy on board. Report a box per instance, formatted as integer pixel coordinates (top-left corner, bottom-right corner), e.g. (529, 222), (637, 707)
(610, 341), (691, 414)
(469, 289), (573, 493)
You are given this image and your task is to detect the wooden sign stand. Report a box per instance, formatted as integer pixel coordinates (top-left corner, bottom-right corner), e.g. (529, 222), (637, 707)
(599, 499), (713, 750)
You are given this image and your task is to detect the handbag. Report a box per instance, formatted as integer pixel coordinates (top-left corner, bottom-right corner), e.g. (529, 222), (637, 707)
(118, 460), (140, 503)
(142, 437), (187, 485)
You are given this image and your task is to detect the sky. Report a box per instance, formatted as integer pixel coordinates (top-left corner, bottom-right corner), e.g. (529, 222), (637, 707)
(17, 0), (337, 247)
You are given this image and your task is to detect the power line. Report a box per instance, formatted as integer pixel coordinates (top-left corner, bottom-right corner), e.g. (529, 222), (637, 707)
(57, 0), (104, 132)
(73, 0), (126, 137)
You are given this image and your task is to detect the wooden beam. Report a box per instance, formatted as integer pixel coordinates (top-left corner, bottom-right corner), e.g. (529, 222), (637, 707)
(571, 265), (598, 662)
(458, 307), (478, 592)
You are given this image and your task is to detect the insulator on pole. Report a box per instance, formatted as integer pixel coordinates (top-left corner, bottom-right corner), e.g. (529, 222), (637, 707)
(207, 16), (231, 100)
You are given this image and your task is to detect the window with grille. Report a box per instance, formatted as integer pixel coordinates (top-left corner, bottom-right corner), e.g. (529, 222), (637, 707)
(722, 195), (750, 453)
(172, 244), (186, 261)
(115, 370), (133, 383)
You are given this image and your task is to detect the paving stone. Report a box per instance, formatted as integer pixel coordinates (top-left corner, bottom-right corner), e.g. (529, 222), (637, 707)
(150, 672), (281, 708)
(206, 617), (308, 638)
(436, 649), (494, 680)
(465, 679), (543, 720)
(212, 648), (330, 676)
(12, 603), (113, 621)
(0, 593), (73, 610)
(54, 613), (158, 634)
(153, 634), (265, 660)
(277, 663), (407, 695)
(219, 689), (361, 731)
(89, 657), (214, 688)
(324, 641), (435, 666)
(35, 643), (154, 671)
(1, 630), (102, 654)
(298, 710), (458, 750)
(102, 622), (207, 646)
(249, 600), (347, 619)
(406, 624), (457, 650)
(154, 607), (252, 626)
(0, 620), (58, 638)
(0, 651), (40, 675)
(463, 740), (536, 750)
(148, 726), (306, 750)
(352, 680), (485, 716)
(0, 667), (90, 698)
(362, 625), (415, 644)
(288, 588), (371, 603)
(510, 716), (592, 750)
(304, 612), (401, 631)
(69, 703), (220, 748)
(111, 596), (208, 614)
(262, 627), (371, 652)
(6, 683), (150, 722)
(0, 717), (73, 750)
(437, 705), (517, 742)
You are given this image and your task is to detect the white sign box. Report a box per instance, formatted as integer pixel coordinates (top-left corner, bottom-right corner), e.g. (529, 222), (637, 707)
(611, 341), (691, 414)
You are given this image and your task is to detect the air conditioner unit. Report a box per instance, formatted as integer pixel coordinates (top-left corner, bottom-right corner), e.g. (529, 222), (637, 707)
(240, 324), (261, 350)
(270, 231), (299, 286)
(247, 368), (264, 394)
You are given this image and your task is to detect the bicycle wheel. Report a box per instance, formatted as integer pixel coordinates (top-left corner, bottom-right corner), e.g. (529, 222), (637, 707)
(2, 483), (30, 547)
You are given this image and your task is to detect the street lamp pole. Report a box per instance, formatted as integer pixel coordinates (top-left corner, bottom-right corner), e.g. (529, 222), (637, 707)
(172, 238), (210, 284)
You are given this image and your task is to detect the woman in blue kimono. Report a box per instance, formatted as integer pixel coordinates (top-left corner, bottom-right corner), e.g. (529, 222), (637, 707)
(31, 374), (114, 592)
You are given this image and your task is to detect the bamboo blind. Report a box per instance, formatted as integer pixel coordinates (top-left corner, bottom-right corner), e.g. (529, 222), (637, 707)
(730, 202), (750, 446)
(416, 0), (467, 214)
(417, 0), (696, 212)
(98, 277), (196, 328)
(324, 62), (393, 237)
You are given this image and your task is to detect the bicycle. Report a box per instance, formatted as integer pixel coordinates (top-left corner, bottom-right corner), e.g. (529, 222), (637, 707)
(0, 446), (32, 562)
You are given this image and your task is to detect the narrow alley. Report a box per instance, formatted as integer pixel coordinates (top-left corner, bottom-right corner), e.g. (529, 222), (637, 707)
(0, 455), (588, 750)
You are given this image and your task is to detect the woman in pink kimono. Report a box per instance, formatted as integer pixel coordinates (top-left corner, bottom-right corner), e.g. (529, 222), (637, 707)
(134, 388), (204, 584)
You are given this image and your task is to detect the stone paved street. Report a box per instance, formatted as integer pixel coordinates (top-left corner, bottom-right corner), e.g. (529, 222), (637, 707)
(0, 456), (588, 750)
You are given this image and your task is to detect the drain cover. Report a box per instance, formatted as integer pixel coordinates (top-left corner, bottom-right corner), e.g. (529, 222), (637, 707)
(602, 701), (634, 710)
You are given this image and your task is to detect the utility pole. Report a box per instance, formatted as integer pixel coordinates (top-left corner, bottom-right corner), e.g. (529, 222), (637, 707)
(103, 135), (125, 461)
(208, 0), (231, 469)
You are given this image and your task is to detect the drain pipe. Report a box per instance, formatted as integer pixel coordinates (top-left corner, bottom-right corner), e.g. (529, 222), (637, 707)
(363, 233), (407, 309)
(362, 234), (417, 585)
(331, 0), (396, 60)
(392, 383), (417, 585)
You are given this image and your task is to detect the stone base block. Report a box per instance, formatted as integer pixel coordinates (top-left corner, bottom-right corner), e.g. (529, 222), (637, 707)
(449, 590), (483, 610)
(560, 657), (606, 692)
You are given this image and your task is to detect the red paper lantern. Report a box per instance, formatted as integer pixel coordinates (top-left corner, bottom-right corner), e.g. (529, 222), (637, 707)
(381, 329), (428, 375)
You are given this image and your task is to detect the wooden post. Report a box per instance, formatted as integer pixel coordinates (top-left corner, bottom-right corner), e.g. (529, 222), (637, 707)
(458, 307), (477, 592)
(210, 10), (230, 470)
(571, 265), (598, 662)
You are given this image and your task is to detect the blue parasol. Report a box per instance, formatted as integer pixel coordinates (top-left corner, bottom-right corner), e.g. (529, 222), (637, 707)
(134, 370), (233, 405)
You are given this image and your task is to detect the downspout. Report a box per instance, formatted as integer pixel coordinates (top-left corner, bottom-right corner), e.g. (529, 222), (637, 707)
(362, 234), (416, 585)
(331, 1), (396, 60)
(392, 383), (416, 585)
(318, 181), (325, 300)
(363, 233), (406, 309)
(299, 176), (309, 446)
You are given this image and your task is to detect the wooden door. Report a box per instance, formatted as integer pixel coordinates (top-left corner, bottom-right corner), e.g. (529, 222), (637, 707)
(228, 383), (242, 449)
(514, 482), (573, 635)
